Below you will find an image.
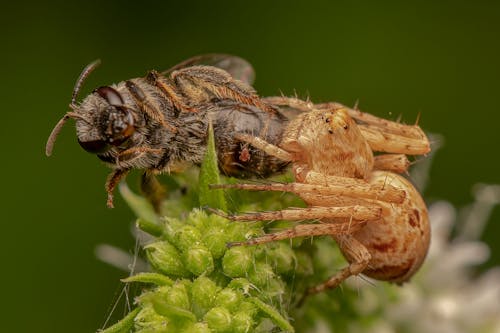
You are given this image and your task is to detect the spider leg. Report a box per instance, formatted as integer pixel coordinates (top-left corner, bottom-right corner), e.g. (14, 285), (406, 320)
(211, 204), (381, 223)
(228, 221), (367, 247)
(300, 235), (371, 303)
(316, 102), (430, 155)
(261, 96), (314, 112)
(373, 154), (410, 174)
(234, 133), (295, 162)
(211, 180), (405, 204)
(295, 170), (406, 204)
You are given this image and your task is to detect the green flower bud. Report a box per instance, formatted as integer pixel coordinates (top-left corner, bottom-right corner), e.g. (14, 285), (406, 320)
(248, 262), (275, 287)
(228, 278), (255, 296)
(180, 322), (211, 333)
(167, 281), (191, 310)
(225, 221), (262, 242)
(190, 276), (219, 317)
(238, 301), (258, 318)
(182, 244), (214, 275)
(214, 288), (242, 312)
(134, 304), (168, 332)
(202, 228), (228, 259)
(145, 241), (190, 277)
(204, 307), (232, 332)
(231, 311), (254, 333)
(185, 209), (207, 228)
(174, 225), (203, 252)
(222, 247), (253, 277)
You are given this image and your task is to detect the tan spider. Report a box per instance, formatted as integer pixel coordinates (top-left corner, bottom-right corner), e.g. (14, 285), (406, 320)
(212, 98), (431, 299)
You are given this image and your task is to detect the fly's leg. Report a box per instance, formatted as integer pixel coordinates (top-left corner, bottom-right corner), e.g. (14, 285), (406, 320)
(105, 168), (130, 208)
(140, 172), (166, 214)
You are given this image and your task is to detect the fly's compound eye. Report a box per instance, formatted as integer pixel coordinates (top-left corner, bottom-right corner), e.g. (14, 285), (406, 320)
(95, 86), (124, 106)
(78, 139), (109, 154)
(105, 106), (135, 146)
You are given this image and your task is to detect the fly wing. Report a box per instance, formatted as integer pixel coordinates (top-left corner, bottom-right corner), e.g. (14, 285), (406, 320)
(161, 54), (255, 85)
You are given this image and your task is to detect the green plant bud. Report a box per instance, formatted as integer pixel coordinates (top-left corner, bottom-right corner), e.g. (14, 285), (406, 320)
(162, 217), (185, 243)
(248, 262), (275, 287)
(208, 270), (231, 287)
(134, 304), (168, 332)
(231, 311), (254, 333)
(266, 242), (297, 274)
(227, 278), (255, 296)
(263, 278), (286, 299)
(204, 307), (232, 332)
(222, 246), (254, 277)
(237, 301), (258, 318)
(214, 288), (242, 312)
(174, 225), (203, 251)
(167, 281), (191, 310)
(145, 242), (190, 277)
(202, 228), (228, 259)
(188, 209), (211, 230)
(225, 221), (262, 242)
(149, 291), (196, 324)
(190, 276), (219, 317)
(180, 322), (211, 333)
(182, 244), (214, 275)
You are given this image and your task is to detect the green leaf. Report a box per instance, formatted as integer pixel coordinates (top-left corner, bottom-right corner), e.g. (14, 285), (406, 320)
(119, 183), (161, 227)
(121, 272), (174, 286)
(99, 307), (140, 333)
(198, 121), (227, 211)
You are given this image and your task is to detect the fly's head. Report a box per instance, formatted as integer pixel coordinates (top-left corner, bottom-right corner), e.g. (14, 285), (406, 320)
(75, 86), (136, 155)
(46, 60), (157, 170)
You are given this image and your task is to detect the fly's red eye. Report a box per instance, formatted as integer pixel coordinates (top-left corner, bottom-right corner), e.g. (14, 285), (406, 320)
(95, 86), (124, 106)
(78, 139), (109, 154)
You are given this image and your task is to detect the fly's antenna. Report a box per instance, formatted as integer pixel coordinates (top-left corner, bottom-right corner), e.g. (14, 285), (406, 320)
(46, 59), (102, 156)
(71, 59), (101, 108)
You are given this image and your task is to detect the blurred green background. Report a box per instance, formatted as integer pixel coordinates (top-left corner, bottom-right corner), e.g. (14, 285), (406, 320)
(2, 1), (500, 332)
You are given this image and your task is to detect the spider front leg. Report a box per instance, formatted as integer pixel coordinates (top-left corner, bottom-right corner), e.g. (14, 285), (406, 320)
(212, 204), (381, 223)
(316, 102), (431, 155)
(227, 222), (369, 247)
(374, 154), (410, 174)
